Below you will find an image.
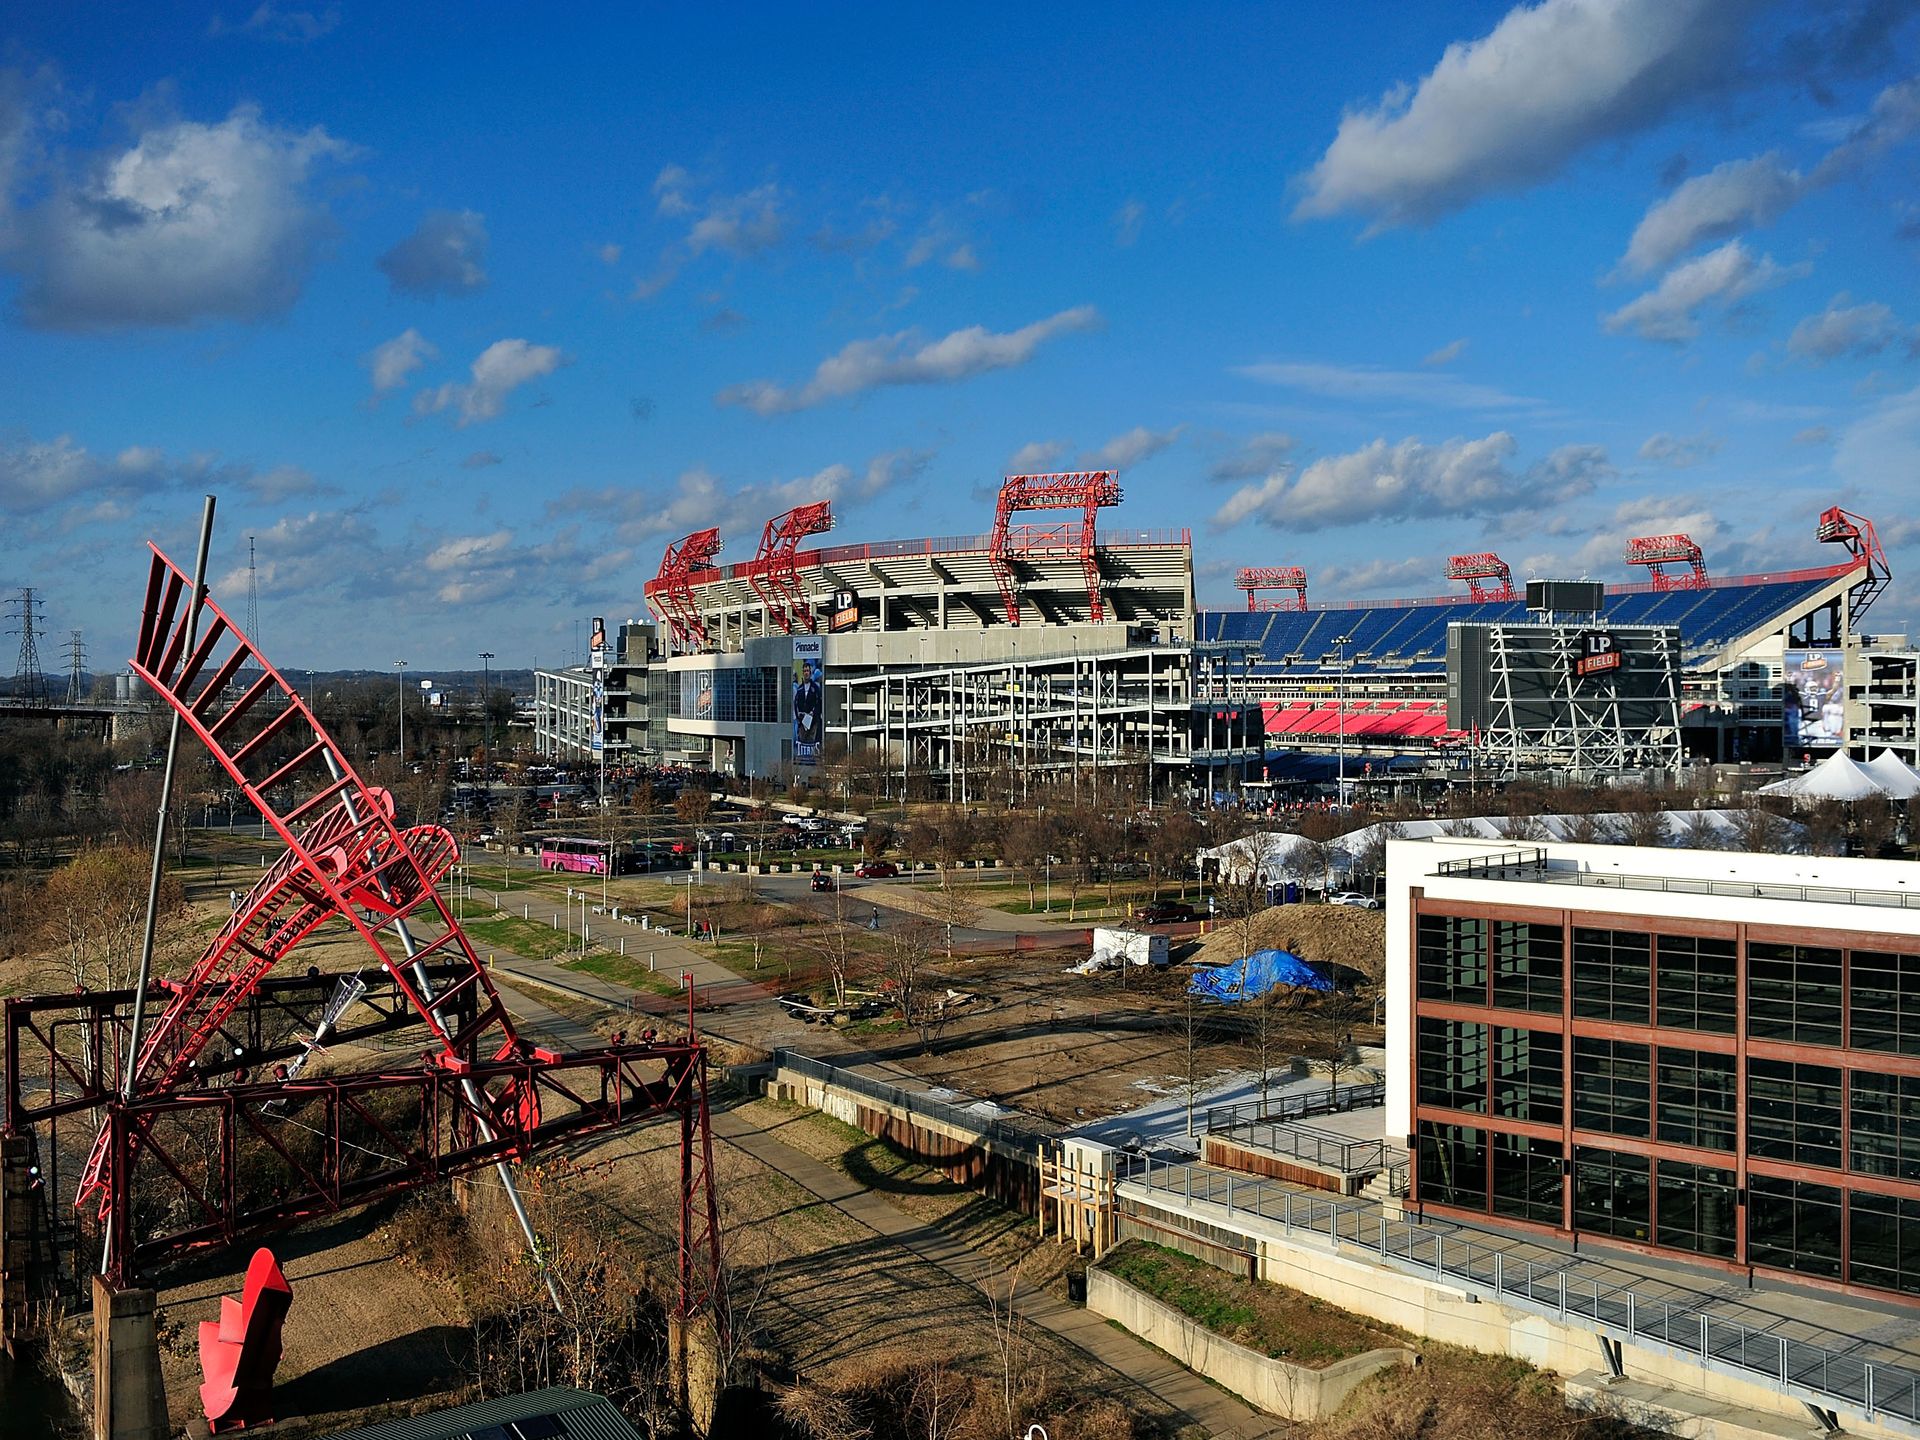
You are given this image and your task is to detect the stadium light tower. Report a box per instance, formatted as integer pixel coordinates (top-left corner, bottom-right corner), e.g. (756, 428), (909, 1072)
(478, 651), (495, 763)
(1334, 633), (1351, 806)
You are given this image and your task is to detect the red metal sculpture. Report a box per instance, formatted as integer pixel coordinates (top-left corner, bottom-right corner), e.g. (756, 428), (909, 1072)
(1624, 534), (1709, 591)
(644, 528), (723, 649)
(1235, 566), (1308, 612)
(198, 1246), (292, 1431)
(1445, 553), (1516, 603)
(1816, 505), (1889, 617)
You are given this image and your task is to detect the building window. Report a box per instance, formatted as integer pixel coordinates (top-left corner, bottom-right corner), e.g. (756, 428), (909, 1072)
(1748, 1176), (1843, 1280)
(1654, 934), (1738, 1034)
(1572, 1147), (1650, 1240)
(1654, 1160), (1738, 1259)
(1492, 920), (1562, 1013)
(1654, 1048), (1737, 1152)
(1417, 1122), (1487, 1209)
(1851, 1072), (1920, 1183)
(1571, 1037), (1650, 1139)
(1851, 950), (1920, 1055)
(1417, 1017), (1488, 1114)
(1492, 1027), (1562, 1124)
(1491, 1132), (1563, 1225)
(1850, 1191), (1920, 1295)
(1417, 915), (1486, 1005)
(1572, 928), (1650, 1024)
(1747, 940), (1843, 1047)
(1747, 1058), (1843, 1169)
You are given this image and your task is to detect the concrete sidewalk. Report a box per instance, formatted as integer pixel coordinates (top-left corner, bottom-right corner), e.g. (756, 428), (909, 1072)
(709, 1100), (1287, 1439)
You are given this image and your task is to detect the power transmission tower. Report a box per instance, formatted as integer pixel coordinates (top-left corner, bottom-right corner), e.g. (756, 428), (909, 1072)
(246, 535), (261, 645)
(65, 629), (86, 704)
(7, 588), (48, 706)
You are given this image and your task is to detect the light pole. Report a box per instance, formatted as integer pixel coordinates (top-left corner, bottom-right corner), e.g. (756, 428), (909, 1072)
(394, 659), (409, 768)
(478, 651), (494, 765)
(1334, 633), (1351, 807)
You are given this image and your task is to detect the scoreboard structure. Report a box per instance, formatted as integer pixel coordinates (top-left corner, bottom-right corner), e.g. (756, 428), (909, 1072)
(1446, 621), (1684, 779)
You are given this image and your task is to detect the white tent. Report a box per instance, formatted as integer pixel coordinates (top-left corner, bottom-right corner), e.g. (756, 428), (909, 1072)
(1758, 749), (1886, 801)
(1863, 749), (1920, 801)
(1196, 831), (1350, 887)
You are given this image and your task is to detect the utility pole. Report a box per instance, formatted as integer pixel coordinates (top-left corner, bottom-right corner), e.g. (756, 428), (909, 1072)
(478, 651), (495, 764)
(394, 659), (409, 767)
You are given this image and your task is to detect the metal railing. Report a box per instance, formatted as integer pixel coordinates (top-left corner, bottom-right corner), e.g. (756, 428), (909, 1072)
(1523, 868), (1920, 913)
(1121, 1156), (1920, 1430)
(1206, 1113), (1393, 1176)
(772, 1049), (1045, 1157)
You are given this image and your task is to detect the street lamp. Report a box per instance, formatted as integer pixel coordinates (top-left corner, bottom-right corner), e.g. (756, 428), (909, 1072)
(394, 660), (409, 767)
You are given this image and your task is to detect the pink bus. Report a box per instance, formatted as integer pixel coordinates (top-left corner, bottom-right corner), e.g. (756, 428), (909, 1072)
(538, 837), (614, 875)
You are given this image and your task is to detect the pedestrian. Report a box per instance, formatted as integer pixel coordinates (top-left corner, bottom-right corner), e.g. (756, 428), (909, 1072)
(868, 907), (880, 931)
(229, 888), (240, 912)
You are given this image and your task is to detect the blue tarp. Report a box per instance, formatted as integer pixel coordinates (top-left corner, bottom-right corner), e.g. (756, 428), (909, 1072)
(1187, 948), (1333, 1003)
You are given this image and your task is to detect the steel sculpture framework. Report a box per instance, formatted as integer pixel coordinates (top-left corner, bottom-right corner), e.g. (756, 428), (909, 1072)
(644, 527), (724, 649)
(1, 540), (723, 1320)
(1445, 553), (1516, 603)
(743, 501), (834, 635)
(988, 471), (1122, 625)
(1234, 566), (1307, 612)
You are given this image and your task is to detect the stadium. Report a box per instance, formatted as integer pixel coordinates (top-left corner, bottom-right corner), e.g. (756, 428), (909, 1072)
(532, 472), (1904, 792)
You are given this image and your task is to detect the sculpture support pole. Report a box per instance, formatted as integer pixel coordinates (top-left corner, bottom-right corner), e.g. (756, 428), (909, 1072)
(105, 495), (215, 1280)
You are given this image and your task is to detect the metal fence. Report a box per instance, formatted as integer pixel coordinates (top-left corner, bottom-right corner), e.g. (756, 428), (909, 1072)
(1205, 1113), (1392, 1176)
(1204, 1080), (1384, 1131)
(772, 1049), (1045, 1158)
(1122, 1155), (1920, 1430)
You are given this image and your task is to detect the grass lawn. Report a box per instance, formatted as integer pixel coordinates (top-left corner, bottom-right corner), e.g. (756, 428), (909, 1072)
(459, 912), (584, 964)
(561, 951), (686, 997)
(1098, 1239), (1402, 1366)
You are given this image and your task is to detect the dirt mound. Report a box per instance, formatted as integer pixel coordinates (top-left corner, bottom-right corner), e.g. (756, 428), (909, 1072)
(1196, 904), (1385, 980)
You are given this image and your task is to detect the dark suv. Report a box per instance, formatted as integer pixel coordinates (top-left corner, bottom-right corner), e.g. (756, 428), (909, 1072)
(810, 871), (837, 893)
(1133, 900), (1196, 924)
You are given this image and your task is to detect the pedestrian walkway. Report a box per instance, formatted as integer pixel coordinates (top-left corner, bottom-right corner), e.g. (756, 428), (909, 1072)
(709, 1100), (1286, 1440)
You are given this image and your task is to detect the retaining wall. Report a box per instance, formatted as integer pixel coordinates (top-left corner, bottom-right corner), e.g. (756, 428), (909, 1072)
(1086, 1267), (1413, 1421)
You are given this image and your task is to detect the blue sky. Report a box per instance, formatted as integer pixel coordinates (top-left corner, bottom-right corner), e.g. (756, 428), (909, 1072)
(3, 1), (1918, 671)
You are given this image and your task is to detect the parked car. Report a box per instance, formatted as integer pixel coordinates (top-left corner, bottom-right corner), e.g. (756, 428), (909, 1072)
(810, 871), (837, 892)
(1133, 900), (1196, 924)
(854, 860), (899, 879)
(1328, 892), (1383, 910)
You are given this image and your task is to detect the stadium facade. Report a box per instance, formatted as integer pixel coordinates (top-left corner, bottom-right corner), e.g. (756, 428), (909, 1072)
(532, 477), (1906, 789)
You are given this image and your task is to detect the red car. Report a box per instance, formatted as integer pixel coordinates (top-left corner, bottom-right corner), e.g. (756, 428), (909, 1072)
(853, 860), (899, 879)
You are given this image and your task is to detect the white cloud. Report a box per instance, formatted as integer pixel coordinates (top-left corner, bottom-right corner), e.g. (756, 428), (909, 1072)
(462, 450), (503, 469)
(1422, 338), (1468, 367)
(1113, 198), (1146, 247)
(377, 209), (488, 296)
(415, 339), (565, 425)
(1637, 431), (1722, 467)
(1234, 359), (1540, 411)
(210, 3), (341, 41)
(1603, 240), (1807, 343)
(1620, 153), (1803, 275)
(717, 305), (1100, 415)
(1212, 432), (1609, 532)
(595, 242), (622, 265)
(0, 435), (106, 510)
(365, 328), (435, 394)
(1793, 426), (1832, 446)
(1008, 440), (1066, 472)
(1813, 74), (1920, 181)
(685, 183), (784, 257)
(424, 530), (514, 572)
(1294, 0), (1750, 226)
(1313, 556), (1437, 598)
(1210, 432), (1296, 482)
(7, 104), (350, 330)
(1786, 293), (1917, 362)
(653, 164), (694, 217)
(0, 432), (320, 513)
(1081, 425), (1183, 470)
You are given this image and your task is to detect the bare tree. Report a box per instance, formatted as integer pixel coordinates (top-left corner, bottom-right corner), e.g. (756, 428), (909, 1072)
(37, 846), (189, 992)
(800, 890), (862, 1009)
(1731, 801), (1796, 853)
(1676, 808), (1725, 849)
(880, 916), (944, 1052)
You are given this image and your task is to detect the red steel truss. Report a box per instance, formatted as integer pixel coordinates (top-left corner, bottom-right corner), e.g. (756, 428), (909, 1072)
(643, 528), (723, 649)
(1445, 553), (1516, 603)
(988, 471), (1122, 625)
(1817, 505), (1890, 617)
(1624, 534), (1709, 591)
(0, 537), (725, 1314)
(1235, 566), (1307, 612)
(744, 501), (833, 634)
(94, 1039), (721, 1306)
